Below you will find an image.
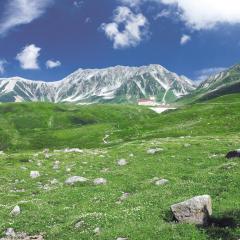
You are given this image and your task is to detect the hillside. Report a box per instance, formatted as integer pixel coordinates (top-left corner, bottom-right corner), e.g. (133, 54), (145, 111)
(0, 65), (195, 104)
(179, 64), (240, 104)
(0, 94), (240, 239)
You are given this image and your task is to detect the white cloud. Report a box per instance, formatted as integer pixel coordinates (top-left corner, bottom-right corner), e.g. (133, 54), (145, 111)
(0, 59), (7, 74)
(73, 0), (84, 8)
(119, 0), (143, 8)
(180, 34), (191, 45)
(160, 0), (240, 30)
(46, 60), (61, 69)
(0, 0), (53, 36)
(154, 9), (172, 20)
(101, 6), (149, 49)
(195, 67), (227, 83)
(16, 44), (41, 70)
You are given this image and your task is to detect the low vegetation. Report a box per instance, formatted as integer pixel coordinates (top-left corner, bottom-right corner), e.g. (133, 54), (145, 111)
(0, 94), (240, 239)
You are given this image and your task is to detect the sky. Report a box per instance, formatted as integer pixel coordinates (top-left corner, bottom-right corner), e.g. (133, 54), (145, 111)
(1, 0), (240, 82)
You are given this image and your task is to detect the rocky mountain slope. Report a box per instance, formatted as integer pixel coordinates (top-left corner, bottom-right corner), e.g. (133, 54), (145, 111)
(179, 64), (240, 103)
(0, 65), (195, 104)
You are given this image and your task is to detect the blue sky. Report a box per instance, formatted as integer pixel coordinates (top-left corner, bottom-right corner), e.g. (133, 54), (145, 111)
(0, 0), (240, 82)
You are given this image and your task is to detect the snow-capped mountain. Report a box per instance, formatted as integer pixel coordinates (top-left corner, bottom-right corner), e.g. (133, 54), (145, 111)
(0, 65), (195, 104)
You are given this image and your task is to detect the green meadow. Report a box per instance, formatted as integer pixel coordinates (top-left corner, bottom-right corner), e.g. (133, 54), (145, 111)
(0, 93), (240, 239)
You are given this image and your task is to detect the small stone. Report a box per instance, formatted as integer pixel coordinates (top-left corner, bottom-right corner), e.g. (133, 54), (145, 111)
(5, 228), (16, 237)
(64, 148), (83, 153)
(50, 179), (58, 185)
(10, 205), (21, 216)
(184, 143), (191, 148)
(117, 159), (128, 166)
(155, 179), (169, 186)
(147, 148), (163, 155)
(116, 238), (128, 240)
(43, 148), (49, 154)
(93, 227), (101, 235)
(20, 166), (27, 170)
(30, 171), (40, 179)
(171, 195), (212, 225)
(37, 161), (42, 167)
(116, 192), (130, 204)
(100, 168), (109, 173)
(53, 161), (60, 170)
(93, 178), (107, 185)
(75, 220), (85, 229)
(65, 176), (88, 185)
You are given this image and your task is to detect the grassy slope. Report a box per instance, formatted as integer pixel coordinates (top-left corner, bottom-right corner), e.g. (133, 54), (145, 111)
(0, 94), (240, 239)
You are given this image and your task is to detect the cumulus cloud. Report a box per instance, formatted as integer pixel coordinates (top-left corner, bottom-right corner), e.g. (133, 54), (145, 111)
(0, 0), (53, 36)
(46, 60), (61, 69)
(0, 59), (7, 74)
(16, 44), (41, 70)
(195, 67), (227, 83)
(101, 6), (149, 49)
(160, 0), (240, 30)
(122, 0), (240, 30)
(180, 34), (191, 45)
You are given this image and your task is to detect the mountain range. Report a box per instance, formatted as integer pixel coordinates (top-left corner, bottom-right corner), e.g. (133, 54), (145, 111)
(0, 64), (239, 104)
(0, 65), (195, 104)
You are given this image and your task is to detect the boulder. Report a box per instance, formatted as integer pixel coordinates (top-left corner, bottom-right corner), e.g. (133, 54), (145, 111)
(65, 176), (88, 185)
(171, 195), (212, 225)
(226, 150), (240, 159)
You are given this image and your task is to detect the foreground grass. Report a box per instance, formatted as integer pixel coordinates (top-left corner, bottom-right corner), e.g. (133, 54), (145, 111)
(0, 94), (240, 239)
(0, 135), (240, 239)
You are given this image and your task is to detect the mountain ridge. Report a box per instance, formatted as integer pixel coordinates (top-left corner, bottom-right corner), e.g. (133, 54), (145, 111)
(0, 64), (195, 104)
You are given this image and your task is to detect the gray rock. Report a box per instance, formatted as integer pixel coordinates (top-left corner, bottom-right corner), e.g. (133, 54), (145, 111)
(10, 205), (21, 216)
(5, 228), (16, 237)
(116, 192), (130, 204)
(116, 238), (128, 240)
(65, 176), (88, 185)
(155, 179), (169, 186)
(75, 220), (85, 229)
(30, 171), (40, 179)
(53, 161), (60, 170)
(93, 227), (101, 235)
(147, 148), (163, 155)
(117, 159), (128, 166)
(171, 195), (212, 225)
(64, 148), (83, 153)
(93, 178), (107, 185)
